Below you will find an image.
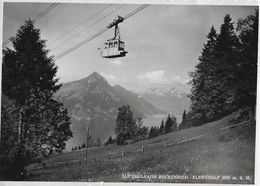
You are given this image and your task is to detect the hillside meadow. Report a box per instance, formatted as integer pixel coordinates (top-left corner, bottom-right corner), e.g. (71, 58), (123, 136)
(27, 116), (255, 184)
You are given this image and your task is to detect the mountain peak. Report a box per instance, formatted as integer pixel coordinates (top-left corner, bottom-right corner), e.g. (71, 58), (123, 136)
(84, 71), (108, 84)
(164, 86), (184, 98)
(88, 71), (103, 79)
(150, 87), (165, 96)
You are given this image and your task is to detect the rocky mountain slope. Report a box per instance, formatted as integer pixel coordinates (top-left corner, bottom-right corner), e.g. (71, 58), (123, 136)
(55, 72), (163, 150)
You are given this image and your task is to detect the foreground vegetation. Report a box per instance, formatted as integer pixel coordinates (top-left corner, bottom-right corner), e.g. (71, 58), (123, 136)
(184, 10), (258, 127)
(1, 20), (72, 180)
(27, 116), (255, 183)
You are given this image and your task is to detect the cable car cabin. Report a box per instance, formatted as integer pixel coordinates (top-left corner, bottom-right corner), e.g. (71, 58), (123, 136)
(101, 39), (128, 58)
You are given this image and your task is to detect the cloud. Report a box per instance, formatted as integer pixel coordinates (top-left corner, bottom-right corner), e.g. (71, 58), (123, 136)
(138, 70), (189, 86)
(138, 70), (166, 84)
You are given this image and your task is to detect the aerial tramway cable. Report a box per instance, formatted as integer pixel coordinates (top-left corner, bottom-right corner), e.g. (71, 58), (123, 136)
(51, 4), (126, 51)
(55, 4), (149, 60)
(2, 3), (60, 47)
(48, 4), (113, 46)
(32, 3), (59, 23)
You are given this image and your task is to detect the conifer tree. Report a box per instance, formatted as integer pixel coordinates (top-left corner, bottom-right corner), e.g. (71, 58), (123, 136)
(189, 26), (218, 123)
(133, 117), (148, 141)
(212, 14), (240, 116)
(189, 15), (239, 124)
(2, 19), (61, 104)
(182, 110), (187, 123)
(115, 105), (136, 145)
(180, 110), (187, 129)
(149, 127), (155, 138)
(159, 120), (165, 134)
(172, 115), (178, 131)
(105, 136), (115, 146)
(1, 19), (72, 180)
(165, 114), (173, 133)
(189, 12), (257, 125)
(235, 10), (258, 115)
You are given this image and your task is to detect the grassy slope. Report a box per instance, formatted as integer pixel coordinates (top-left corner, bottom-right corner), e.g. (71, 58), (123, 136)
(27, 115), (255, 183)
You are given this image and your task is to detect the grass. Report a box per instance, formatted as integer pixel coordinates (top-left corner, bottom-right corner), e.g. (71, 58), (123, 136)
(27, 115), (255, 184)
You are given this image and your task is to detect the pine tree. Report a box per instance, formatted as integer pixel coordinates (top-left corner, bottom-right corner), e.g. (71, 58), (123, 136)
(81, 143), (86, 149)
(115, 105), (136, 145)
(159, 120), (165, 134)
(165, 114), (173, 133)
(149, 127), (155, 138)
(189, 26), (218, 124)
(212, 14), (239, 117)
(105, 136), (115, 146)
(171, 115), (177, 131)
(180, 110), (187, 129)
(149, 126), (160, 138)
(189, 14), (240, 125)
(1, 19), (72, 180)
(133, 117), (148, 141)
(2, 19), (61, 104)
(235, 10), (258, 116)
(182, 110), (187, 123)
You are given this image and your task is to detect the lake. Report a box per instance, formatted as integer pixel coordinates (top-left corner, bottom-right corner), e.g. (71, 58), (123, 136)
(142, 114), (182, 127)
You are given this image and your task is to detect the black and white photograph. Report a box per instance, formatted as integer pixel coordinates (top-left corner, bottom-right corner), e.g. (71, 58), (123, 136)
(0, 0), (258, 184)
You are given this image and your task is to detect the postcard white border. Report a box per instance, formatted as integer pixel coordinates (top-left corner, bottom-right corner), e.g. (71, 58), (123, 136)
(0, 0), (259, 186)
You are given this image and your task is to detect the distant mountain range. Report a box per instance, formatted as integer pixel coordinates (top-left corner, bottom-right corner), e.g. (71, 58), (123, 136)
(140, 86), (190, 117)
(55, 72), (163, 150)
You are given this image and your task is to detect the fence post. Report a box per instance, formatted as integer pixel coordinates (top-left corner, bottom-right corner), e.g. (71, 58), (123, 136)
(121, 150), (124, 158)
(108, 154), (111, 160)
(142, 145), (144, 152)
(164, 141), (167, 148)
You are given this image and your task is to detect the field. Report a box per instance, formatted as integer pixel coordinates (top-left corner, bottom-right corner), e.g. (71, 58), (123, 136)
(27, 115), (255, 184)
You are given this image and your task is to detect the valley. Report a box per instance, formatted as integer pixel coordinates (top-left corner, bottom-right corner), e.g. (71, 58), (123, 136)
(54, 72), (190, 150)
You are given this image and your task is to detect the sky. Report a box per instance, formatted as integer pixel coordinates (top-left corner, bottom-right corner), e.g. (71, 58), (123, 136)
(2, 2), (257, 93)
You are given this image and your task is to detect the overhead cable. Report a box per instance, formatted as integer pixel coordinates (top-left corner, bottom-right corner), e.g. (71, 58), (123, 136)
(55, 4), (149, 60)
(2, 3), (60, 47)
(51, 4), (125, 51)
(48, 4), (112, 46)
